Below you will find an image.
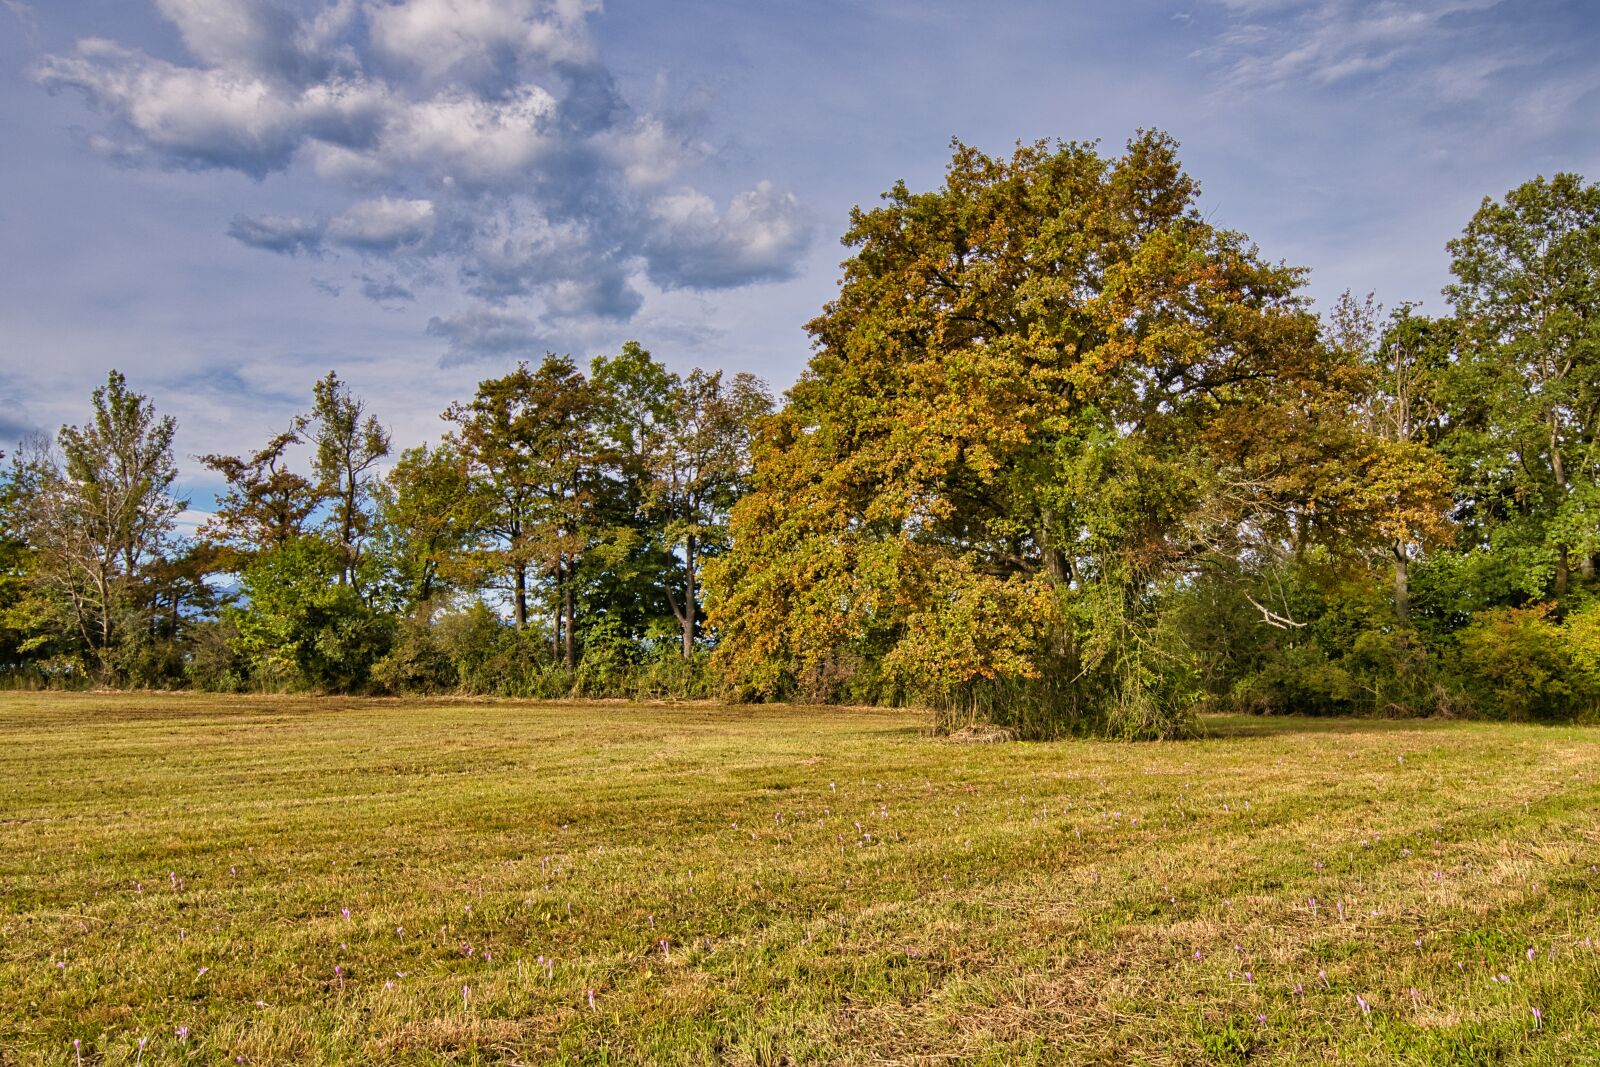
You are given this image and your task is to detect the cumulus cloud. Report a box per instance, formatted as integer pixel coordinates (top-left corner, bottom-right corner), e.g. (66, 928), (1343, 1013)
(644, 182), (810, 290)
(228, 213), (325, 255)
(426, 305), (546, 363)
(327, 196), (436, 251)
(38, 0), (810, 361)
(366, 0), (599, 89)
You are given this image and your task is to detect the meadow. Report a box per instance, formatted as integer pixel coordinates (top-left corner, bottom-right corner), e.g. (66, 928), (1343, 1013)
(2, 694), (1599, 1065)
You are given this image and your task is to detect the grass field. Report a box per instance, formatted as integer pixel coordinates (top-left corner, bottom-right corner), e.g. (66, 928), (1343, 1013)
(3, 695), (1600, 1065)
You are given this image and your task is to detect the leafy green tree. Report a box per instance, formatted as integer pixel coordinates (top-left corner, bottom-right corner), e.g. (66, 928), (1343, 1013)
(4, 372), (185, 680)
(307, 371), (391, 592)
(229, 536), (391, 691)
(587, 342), (680, 651)
(651, 368), (770, 658)
(591, 343), (771, 658)
(1444, 172), (1600, 610)
(372, 442), (474, 612)
(446, 356), (598, 666)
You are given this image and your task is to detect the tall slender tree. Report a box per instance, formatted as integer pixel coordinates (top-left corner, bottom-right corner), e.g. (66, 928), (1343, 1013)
(307, 371), (391, 592)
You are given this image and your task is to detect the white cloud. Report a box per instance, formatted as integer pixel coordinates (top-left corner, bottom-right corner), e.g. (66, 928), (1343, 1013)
(384, 85), (557, 183)
(327, 196), (436, 250)
(37, 0), (811, 363)
(153, 0), (325, 80)
(644, 182), (811, 290)
(366, 0), (599, 87)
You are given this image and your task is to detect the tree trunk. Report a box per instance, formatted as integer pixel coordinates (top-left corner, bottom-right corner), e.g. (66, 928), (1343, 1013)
(513, 563), (527, 630)
(1393, 543), (1409, 624)
(563, 576), (576, 670)
(682, 534), (696, 658)
(1038, 510), (1075, 666)
(1552, 427), (1569, 609)
(551, 556), (562, 659)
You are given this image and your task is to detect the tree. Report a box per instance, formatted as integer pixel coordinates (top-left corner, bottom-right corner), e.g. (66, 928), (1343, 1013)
(229, 535), (391, 691)
(372, 442), (474, 611)
(707, 132), (1394, 738)
(1443, 172), (1600, 610)
(591, 343), (771, 658)
(651, 369), (769, 657)
(4, 371), (184, 679)
(446, 356), (598, 667)
(198, 427), (323, 560)
(307, 371), (391, 592)
(1325, 292), (1456, 622)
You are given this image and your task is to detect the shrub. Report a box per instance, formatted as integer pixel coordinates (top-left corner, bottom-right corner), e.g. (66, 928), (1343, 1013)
(1454, 605), (1600, 721)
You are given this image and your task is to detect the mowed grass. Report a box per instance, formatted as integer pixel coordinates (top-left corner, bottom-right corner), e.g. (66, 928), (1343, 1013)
(3, 696), (1600, 1065)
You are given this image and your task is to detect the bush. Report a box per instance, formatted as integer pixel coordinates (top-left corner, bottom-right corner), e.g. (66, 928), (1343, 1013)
(371, 610), (457, 693)
(230, 538), (394, 692)
(185, 617), (250, 692)
(1454, 605), (1600, 721)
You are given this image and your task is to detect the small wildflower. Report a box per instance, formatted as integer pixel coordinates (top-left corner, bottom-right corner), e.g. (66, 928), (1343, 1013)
(1356, 994), (1372, 1017)
(1532, 1007), (1544, 1029)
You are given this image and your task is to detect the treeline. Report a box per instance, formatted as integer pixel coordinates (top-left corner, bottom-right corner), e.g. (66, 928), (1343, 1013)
(0, 348), (769, 698)
(3, 132), (1599, 738)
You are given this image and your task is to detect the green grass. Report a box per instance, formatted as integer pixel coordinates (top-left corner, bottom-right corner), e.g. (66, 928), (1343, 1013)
(3, 694), (1600, 1065)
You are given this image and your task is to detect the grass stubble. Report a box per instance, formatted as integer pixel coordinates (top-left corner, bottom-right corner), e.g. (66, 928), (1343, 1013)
(2, 693), (1598, 1064)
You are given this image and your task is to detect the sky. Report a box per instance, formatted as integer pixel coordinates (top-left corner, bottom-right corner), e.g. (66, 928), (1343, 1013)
(2, 0), (1598, 515)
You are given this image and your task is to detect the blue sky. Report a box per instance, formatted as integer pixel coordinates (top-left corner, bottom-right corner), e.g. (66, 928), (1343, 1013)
(2, 0), (1598, 514)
